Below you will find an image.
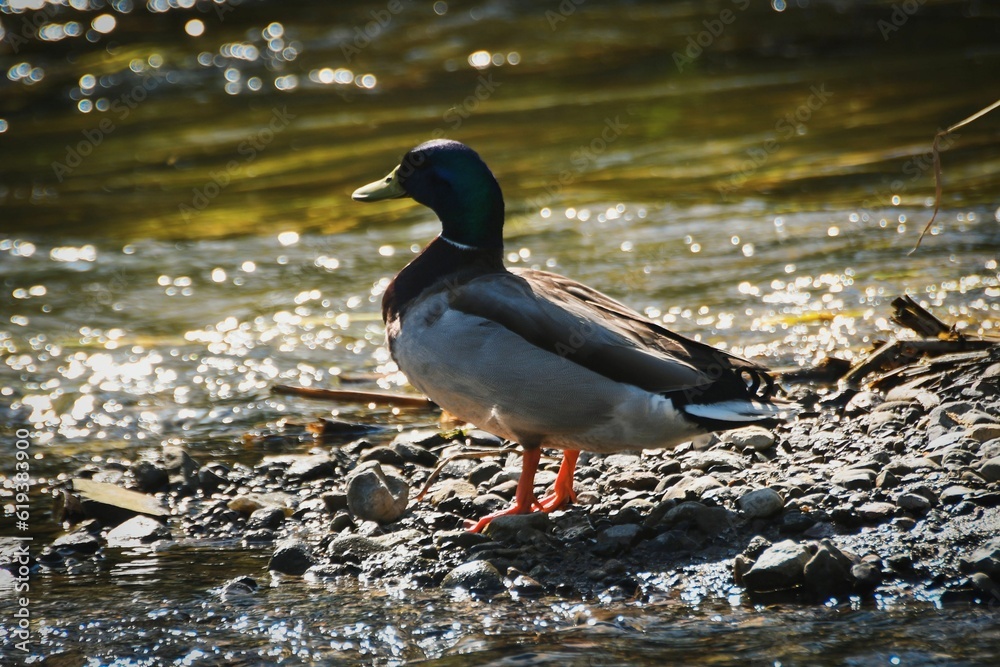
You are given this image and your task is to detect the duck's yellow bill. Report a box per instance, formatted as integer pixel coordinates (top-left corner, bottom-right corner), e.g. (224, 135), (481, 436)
(352, 165), (406, 201)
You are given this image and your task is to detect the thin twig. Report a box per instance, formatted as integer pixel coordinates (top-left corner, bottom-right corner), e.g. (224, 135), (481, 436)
(415, 447), (519, 501)
(911, 98), (1000, 254)
(271, 384), (436, 408)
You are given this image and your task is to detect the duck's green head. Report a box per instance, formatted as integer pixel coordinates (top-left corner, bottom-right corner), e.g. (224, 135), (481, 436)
(352, 139), (504, 250)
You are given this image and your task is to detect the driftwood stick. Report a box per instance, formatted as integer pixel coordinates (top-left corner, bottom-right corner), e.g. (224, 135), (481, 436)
(271, 384), (436, 409)
(415, 448), (519, 501)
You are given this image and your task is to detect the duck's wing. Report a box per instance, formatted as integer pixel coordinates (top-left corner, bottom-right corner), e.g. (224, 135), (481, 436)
(447, 268), (774, 402)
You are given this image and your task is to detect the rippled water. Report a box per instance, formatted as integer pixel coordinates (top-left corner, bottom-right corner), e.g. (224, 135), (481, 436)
(2, 0), (1000, 663)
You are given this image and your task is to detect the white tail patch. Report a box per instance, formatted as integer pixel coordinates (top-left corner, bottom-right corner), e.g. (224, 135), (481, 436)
(684, 400), (794, 423)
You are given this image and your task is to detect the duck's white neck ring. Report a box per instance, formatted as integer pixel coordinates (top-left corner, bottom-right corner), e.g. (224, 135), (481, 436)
(439, 235), (480, 251)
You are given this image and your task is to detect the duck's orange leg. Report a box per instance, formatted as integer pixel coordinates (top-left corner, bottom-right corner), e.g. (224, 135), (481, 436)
(538, 449), (579, 511)
(465, 448), (542, 533)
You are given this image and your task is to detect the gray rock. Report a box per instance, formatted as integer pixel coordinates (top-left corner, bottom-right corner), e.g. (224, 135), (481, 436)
(346, 462), (409, 523)
(661, 501), (734, 535)
(434, 530), (490, 551)
(328, 534), (389, 562)
(268, 539), (316, 575)
(738, 488), (784, 519)
(663, 475), (724, 501)
(927, 401), (976, 441)
(52, 529), (101, 555)
(742, 539), (812, 592)
(684, 450), (745, 471)
(830, 469), (875, 490)
(468, 462), (503, 487)
(940, 485), (975, 504)
(961, 536), (1000, 578)
(425, 478), (478, 506)
(981, 439), (1000, 460)
(897, 492), (932, 512)
(130, 460), (169, 492)
(605, 471), (660, 491)
(391, 441), (439, 467)
(725, 426), (777, 451)
(391, 428), (451, 450)
(247, 507), (286, 531)
(803, 540), (854, 600)
(482, 512), (551, 541)
(979, 457), (1000, 483)
(595, 524), (642, 554)
(968, 424), (1000, 443)
(851, 560), (882, 591)
(106, 516), (170, 547)
(286, 454), (336, 480)
(856, 501), (896, 523)
(442, 560), (505, 593)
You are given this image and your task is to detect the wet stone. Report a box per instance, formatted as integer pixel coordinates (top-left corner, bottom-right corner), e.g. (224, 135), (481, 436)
(391, 441), (439, 467)
(52, 529), (102, 555)
(360, 446), (405, 467)
(328, 534), (389, 563)
(594, 523), (642, 555)
(482, 512), (551, 542)
(605, 471), (660, 492)
(779, 511), (817, 534)
(268, 539), (316, 575)
(742, 539), (812, 592)
(286, 454), (336, 481)
(130, 460), (169, 493)
(106, 516), (170, 547)
(803, 540), (854, 600)
(247, 507), (286, 531)
(442, 560), (505, 593)
(851, 560), (883, 592)
(435, 530), (490, 551)
(243, 529), (276, 544)
(961, 536), (1000, 578)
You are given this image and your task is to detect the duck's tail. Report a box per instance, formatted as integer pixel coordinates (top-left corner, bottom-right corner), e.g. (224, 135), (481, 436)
(682, 398), (797, 431)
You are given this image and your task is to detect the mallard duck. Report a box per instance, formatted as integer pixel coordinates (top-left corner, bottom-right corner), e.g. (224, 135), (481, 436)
(353, 139), (792, 532)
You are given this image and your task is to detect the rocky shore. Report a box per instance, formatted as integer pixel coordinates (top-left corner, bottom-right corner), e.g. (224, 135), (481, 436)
(16, 339), (1000, 610)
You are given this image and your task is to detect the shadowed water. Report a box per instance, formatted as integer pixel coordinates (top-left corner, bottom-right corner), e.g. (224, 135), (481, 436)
(1, 0), (999, 664)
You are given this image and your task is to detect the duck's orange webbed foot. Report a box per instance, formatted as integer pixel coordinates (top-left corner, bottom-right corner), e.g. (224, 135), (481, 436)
(465, 448), (542, 533)
(537, 449), (579, 512)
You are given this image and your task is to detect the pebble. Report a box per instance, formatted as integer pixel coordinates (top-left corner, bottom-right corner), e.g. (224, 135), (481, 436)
(442, 560), (505, 593)
(738, 487), (785, 519)
(684, 450), (745, 472)
(268, 539), (316, 575)
(724, 426), (776, 451)
(897, 492), (932, 513)
(663, 475), (723, 501)
(106, 516), (171, 547)
(741, 539), (812, 592)
(345, 462), (409, 523)
(830, 469), (875, 491)
(285, 454), (336, 481)
(856, 501), (896, 523)
(939, 485), (975, 504)
(979, 457), (1000, 483)
(426, 478), (478, 506)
